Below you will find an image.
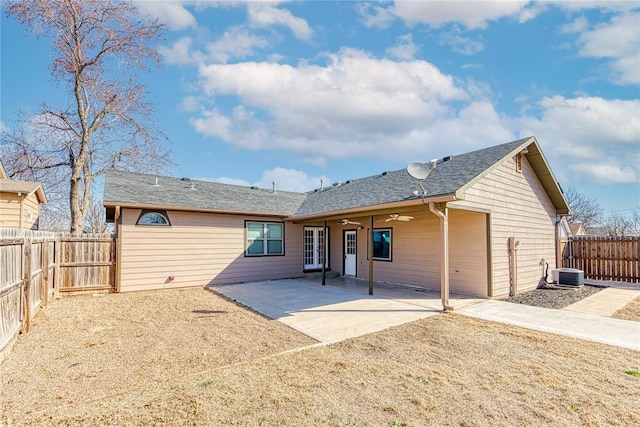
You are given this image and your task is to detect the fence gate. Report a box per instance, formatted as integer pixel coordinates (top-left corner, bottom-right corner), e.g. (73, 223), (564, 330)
(57, 234), (116, 293)
(563, 236), (640, 283)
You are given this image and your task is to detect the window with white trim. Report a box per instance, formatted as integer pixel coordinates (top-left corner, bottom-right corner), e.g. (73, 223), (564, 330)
(246, 221), (284, 256)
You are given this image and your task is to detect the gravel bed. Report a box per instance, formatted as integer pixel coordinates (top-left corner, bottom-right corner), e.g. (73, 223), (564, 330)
(501, 284), (606, 309)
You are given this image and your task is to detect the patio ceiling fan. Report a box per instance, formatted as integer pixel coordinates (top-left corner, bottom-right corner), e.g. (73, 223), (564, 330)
(337, 219), (361, 226)
(379, 214), (414, 222)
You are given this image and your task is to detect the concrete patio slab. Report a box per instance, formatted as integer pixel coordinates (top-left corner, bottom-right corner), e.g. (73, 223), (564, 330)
(458, 299), (640, 351)
(210, 279), (448, 343)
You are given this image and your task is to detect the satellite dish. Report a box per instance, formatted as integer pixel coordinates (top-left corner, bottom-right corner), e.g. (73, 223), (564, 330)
(406, 163), (431, 180)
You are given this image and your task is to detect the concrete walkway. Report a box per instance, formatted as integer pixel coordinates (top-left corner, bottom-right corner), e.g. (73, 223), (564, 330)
(565, 280), (640, 316)
(457, 299), (640, 351)
(210, 279), (481, 343)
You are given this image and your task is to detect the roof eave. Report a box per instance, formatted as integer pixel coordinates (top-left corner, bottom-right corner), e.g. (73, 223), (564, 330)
(103, 201), (292, 219)
(290, 194), (457, 222)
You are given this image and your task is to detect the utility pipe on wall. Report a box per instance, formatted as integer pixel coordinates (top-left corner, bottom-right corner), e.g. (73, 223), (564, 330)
(429, 202), (453, 311)
(508, 236), (519, 296)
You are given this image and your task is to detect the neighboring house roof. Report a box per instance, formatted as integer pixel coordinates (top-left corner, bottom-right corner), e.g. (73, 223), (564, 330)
(103, 137), (570, 219)
(569, 223), (586, 236)
(0, 179), (47, 204)
(103, 171), (307, 217)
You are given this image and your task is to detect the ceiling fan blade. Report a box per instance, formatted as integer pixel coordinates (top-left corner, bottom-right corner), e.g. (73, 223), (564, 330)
(398, 216), (414, 221)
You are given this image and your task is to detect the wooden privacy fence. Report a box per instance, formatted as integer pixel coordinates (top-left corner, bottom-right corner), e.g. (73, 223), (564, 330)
(0, 228), (116, 357)
(563, 236), (640, 283)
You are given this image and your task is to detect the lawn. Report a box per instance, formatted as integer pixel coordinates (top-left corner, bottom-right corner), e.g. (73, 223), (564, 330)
(1, 287), (638, 426)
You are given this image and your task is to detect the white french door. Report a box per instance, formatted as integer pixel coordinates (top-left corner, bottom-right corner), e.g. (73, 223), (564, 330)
(303, 227), (326, 270)
(344, 230), (356, 276)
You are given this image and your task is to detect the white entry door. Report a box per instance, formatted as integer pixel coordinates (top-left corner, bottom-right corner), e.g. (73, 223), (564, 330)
(344, 230), (356, 276)
(303, 227), (326, 270)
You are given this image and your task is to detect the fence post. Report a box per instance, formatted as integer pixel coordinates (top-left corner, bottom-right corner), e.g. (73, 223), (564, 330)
(54, 238), (60, 298)
(42, 238), (49, 308)
(22, 237), (32, 334)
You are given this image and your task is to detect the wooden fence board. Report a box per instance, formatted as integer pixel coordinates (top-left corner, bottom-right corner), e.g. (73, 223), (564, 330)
(563, 236), (640, 283)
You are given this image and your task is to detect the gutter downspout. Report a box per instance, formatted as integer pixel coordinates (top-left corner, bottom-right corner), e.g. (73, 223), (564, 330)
(429, 202), (453, 311)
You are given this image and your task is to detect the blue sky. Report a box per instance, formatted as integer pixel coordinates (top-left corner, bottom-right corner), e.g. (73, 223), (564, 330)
(1, 1), (639, 218)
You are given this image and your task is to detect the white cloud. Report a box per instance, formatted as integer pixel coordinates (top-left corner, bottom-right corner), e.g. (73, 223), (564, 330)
(137, 1), (197, 30)
(386, 34), (420, 60)
(438, 26), (485, 55)
(206, 26), (270, 63)
(159, 37), (200, 65)
(247, 2), (313, 40)
(201, 167), (330, 193)
(255, 167), (329, 192)
(574, 12), (640, 84)
(391, 0), (529, 29)
(560, 16), (589, 34)
(191, 48), (471, 163)
(189, 108), (233, 141)
(514, 96), (640, 184)
(357, 2), (398, 29)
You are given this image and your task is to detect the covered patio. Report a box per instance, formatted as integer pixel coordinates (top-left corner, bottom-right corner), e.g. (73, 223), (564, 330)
(209, 278), (484, 343)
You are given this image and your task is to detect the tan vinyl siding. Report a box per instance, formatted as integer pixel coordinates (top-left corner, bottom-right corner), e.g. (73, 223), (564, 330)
(0, 193), (21, 228)
(0, 193), (39, 229)
(449, 209), (488, 296)
(22, 193), (41, 230)
(456, 155), (557, 297)
(118, 209), (303, 292)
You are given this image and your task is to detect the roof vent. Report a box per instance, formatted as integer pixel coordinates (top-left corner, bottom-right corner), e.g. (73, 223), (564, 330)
(442, 155), (453, 162)
(181, 177), (191, 182)
(381, 171), (388, 176)
(333, 181), (342, 187)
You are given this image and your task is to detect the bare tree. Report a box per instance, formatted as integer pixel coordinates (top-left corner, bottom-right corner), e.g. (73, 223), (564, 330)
(564, 186), (603, 228)
(84, 195), (111, 234)
(601, 207), (640, 237)
(4, 0), (171, 232)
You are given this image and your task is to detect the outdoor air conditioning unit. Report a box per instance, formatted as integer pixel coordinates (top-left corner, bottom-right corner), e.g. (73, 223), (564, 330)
(551, 268), (584, 287)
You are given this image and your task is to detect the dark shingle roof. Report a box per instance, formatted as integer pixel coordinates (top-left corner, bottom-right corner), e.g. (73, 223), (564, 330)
(103, 170), (307, 216)
(295, 138), (530, 216)
(104, 137), (569, 218)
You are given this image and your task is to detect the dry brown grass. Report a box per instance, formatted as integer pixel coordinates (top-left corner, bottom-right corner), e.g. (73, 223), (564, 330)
(613, 295), (640, 322)
(1, 287), (638, 427)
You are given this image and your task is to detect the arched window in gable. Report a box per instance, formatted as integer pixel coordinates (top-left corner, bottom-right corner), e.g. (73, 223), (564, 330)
(136, 210), (171, 226)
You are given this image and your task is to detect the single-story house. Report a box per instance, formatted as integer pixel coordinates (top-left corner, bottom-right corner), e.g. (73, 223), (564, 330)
(0, 161), (47, 230)
(103, 136), (570, 308)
